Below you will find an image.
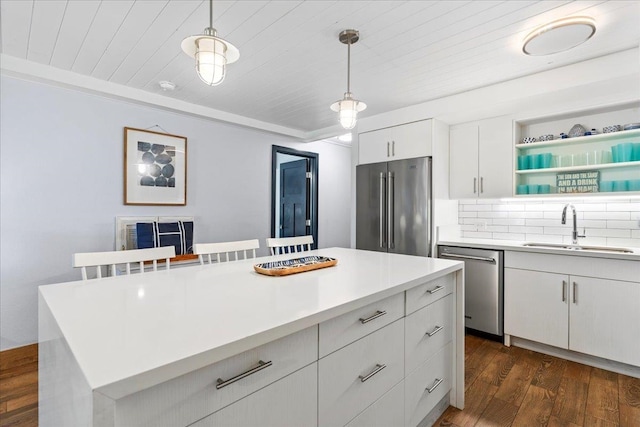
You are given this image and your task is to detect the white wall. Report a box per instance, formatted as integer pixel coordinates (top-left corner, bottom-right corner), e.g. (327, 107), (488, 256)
(0, 76), (352, 350)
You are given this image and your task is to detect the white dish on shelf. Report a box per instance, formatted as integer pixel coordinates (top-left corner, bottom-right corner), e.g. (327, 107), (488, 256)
(623, 123), (640, 130)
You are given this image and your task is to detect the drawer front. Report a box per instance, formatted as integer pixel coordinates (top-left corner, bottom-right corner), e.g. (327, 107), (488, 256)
(116, 326), (317, 427)
(345, 380), (404, 427)
(319, 319), (405, 427)
(319, 293), (404, 357)
(405, 342), (452, 427)
(191, 363), (317, 427)
(405, 273), (454, 315)
(405, 294), (453, 375)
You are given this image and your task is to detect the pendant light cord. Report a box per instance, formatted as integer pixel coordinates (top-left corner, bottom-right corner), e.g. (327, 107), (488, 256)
(209, 0), (213, 29)
(346, 38), (351, 94)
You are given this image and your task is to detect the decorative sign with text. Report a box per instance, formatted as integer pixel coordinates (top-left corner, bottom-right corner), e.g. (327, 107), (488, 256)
(556, 170), (600, 193)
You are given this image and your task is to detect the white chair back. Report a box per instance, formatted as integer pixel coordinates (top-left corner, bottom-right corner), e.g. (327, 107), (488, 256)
(193, 239), (260, 264)
(266, 236), (314, 256)
(73, 246), (176, 280)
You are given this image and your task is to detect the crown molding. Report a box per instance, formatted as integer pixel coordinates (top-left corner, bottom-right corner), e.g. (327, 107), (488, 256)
(0, 54), (308, 140)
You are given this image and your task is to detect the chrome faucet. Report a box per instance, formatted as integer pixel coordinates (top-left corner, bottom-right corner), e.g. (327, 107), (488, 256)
(561, 204), (585, 245)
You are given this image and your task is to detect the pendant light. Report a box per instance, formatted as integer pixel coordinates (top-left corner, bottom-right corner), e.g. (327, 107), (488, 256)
(181, 0), (239, 86)
(330, 29), (366, 130)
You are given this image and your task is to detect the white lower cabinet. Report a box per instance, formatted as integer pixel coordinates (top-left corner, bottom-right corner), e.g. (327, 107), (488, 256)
(190, 363), (317, 427)
(405, 342), (452, 427)
(569, 276), (640, 367)
(505, 266), (640, 367)
(318, 319), (405, 427)
(345, 380), (405, 427)
(504, 268), (568, 349)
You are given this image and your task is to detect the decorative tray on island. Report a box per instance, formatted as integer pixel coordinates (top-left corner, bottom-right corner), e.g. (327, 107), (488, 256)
(254, 256), (338, 276)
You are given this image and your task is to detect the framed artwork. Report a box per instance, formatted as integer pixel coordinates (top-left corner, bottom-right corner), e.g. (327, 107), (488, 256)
(124, 127), (187, 205)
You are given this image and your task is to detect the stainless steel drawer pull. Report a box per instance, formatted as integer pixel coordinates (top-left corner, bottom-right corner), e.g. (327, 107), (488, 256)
(426, 325), (444, 337)
(359, 363), (386, 382)
(573, 281), (577, 304)
(426, 378), (444, 393)
(427, 285), (444, 294)
(439, 253), (496, 263)
(216, 360), (272, 389)
(359, 310), (387, 324)
(562, 280), (567, 302)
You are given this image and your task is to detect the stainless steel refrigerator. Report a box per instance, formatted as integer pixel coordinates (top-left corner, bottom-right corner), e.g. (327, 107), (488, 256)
(356, 157), (432, 256)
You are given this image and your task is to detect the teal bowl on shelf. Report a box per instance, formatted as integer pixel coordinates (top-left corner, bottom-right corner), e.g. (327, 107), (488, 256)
(628, 180), (640, 192)
(612, 180), (628, 192)
(599, 181), (613, 192)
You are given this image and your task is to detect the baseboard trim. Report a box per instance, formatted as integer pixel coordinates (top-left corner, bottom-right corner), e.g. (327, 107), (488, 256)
(511, 336), (640, 379)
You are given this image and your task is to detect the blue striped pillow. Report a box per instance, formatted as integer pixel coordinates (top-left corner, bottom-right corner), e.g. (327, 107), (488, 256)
(136, 221), (193, 255)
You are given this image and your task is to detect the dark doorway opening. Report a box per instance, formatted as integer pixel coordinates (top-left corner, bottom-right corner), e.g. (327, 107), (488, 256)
(271, 145), (318, 248)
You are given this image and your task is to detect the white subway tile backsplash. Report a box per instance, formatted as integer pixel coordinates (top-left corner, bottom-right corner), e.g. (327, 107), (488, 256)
(607, 203), (640, 212)
(587, 228), (630, 238)
(607, 220), (638, 229)
(583, 212), (630, 220)
(458, 198), (640, 247)
(492, 233), (525, 241)
(477, 211), (509, 219)
(458, 211), (478, 218)
(458, 199), (478, 205)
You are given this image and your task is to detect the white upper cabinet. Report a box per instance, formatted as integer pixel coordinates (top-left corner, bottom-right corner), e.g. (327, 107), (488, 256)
(358, 120), (432, 165)
(449, 115), (513, 199)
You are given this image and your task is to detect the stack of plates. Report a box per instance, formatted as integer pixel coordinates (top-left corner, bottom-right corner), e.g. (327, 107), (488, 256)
(623, 123), (640, 130)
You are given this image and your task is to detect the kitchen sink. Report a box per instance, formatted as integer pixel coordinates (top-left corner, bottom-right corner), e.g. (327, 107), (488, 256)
(522, 242), (635, 254)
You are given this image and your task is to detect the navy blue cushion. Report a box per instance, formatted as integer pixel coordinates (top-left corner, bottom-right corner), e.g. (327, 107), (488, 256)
(136, 221), (193, 255)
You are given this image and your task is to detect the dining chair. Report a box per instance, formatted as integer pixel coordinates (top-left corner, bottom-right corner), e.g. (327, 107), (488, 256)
(193, 239), (260, 264)
(266, 235), (314, 255)
(73, 246), (176, 280)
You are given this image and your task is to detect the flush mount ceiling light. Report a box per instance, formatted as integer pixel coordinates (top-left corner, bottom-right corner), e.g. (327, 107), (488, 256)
(181, 0), (239, 86)
(522, 16), (596, 56)
(330, 29), (367, 130)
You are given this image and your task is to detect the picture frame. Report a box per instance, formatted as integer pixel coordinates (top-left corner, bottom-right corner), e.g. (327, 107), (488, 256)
(124, 127), (187, 206)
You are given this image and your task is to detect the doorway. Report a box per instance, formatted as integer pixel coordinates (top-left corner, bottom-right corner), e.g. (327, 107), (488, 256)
(271, 145), (318, 248)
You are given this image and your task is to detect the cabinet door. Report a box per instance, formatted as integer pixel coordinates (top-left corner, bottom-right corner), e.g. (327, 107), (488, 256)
(192, 363), (317, 427)
(478, 116), (513, 198)
(569, 276), (640, 367)
(504, 268), (569, 349)
(449, 125), (479, 199)
(359, 127), (394, 165)
(391, 120), (432, 161)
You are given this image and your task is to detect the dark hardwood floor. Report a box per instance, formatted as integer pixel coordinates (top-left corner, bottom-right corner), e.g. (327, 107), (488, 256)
(1, 336), (638, 427)
(435, 334), (640, 427)
(0, 344), (38, 427)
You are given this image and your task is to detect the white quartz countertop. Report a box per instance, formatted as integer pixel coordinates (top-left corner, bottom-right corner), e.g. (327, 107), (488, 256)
(437, 238), (640, 260)
(39, 247), (462, 399)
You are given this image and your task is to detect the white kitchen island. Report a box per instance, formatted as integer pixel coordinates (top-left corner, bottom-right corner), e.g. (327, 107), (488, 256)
(39, 247), (464, 427)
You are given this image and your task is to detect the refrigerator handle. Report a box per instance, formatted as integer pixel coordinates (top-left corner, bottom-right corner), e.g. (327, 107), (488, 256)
(388, 171), (394, 249)
(379, 172), (386, 248)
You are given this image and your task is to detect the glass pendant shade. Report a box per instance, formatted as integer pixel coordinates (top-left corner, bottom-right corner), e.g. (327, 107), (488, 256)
(181, 0), (239, 86)
(331, 93), (366, 130)
(195, 36), (227, 86)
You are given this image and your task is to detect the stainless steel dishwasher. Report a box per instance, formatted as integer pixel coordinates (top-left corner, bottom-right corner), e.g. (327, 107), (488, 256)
(438, 246), (504, 338)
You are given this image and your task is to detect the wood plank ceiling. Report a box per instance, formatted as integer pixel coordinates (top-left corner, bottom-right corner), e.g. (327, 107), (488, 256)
(1, 1), (639, 134)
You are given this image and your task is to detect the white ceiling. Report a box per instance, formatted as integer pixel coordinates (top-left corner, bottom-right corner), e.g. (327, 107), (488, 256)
(1, 1), (639, 136)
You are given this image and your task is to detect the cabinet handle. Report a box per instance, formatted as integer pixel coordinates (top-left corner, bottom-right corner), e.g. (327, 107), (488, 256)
(573, 281), (577, 304)
(379, 172), (386, 248)
(359, 363), (386, 382)
(392, 140), (395, 156)
(426, 378), (444, 393)
(480, 177), (484, 193)
(562, 280), (567, 302)
(359, 310), (387, 324)
(427, 285), (444, 294)
(387, 141), (390, 157)
(426, 325), (444, 337)
(473, 177), (477, 194)
(216, 360), (272, 389)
